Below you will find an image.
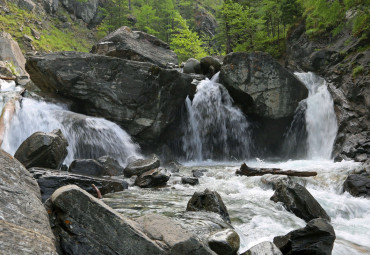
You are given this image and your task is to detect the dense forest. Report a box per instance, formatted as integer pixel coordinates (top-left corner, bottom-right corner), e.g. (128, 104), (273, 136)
(96, 0), (369, 61)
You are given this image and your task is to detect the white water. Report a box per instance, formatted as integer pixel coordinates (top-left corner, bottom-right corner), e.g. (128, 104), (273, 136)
(182, 73), (252, 161)
(295, 72), (338, 159)
(1, 98), (142, 166)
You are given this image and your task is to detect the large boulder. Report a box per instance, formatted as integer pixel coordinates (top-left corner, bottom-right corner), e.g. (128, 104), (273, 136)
(30, 167), (126, 202)
(183, 58), (202, 74)
(200, 56), (221, 77)
(343, 173), (370, 197)
(68, 159), (106, 176)
(0, 31), (28, 77)
(187, 189), (231, 223)
(273, 218), (335, 255)
(208, 229), (240, 255)
(0, 149), (58, 254)
(220, 52), (308, 119)
(134, 167), (171, 188)
(97, 155), (124, 176)
(242, 241), (282, 255)
(26, 52), (193, 151)
(270, 183), (330, 223)
(48, 185), (166, 254)
(14, 129), (68, 169)
(91, 26), (178, 67)
(124, 154), (160, 177)
(135, 214), (216, 255)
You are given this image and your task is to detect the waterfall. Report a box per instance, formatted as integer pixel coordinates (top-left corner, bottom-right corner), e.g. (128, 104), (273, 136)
(295, 72), (338, 159)
(1, 98), (142, 166)
(182, 73), (252, 161)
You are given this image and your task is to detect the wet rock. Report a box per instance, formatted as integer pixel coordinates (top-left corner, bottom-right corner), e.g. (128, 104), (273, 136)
(270, 183), (330, 222)
(135, 214), (215, 255)
(187, 189), (231, 223)
(0, 149), (58, 254)
(49, 185), (165, 254)
(14, 129), (68, 169)
(220, 52), (308, 119)
(242, 241), (282, 255)
(97, 155), (124, 176)
(183, 58), (202, 74)
(165, 161), (181, 173)
(208, 229), (240, 255)
(343, 173), (370, 197)
(26, 52), (193, 151)
(192, 169), (208, 177)
(135, 167), (171, 188)
(91, 26), (178, 67)
(124, 154), (160, 177)
(68, 159), (106, 176)
(30, 167), (125, 202)
(182, 176), (199, 186)
(273, 218), (335, 255)
(200, 56), (221, 77)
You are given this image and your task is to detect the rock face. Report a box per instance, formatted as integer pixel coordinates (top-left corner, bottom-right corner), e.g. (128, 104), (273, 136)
(135, 214), (216, 255)
(187, 189), (231, 223)
(134, 167), (171, 188)
(48, 185), (165, 254)
(343, 173), (370, 197)
(0, 149), (58, 254)
(30, 167), (126, 202)
(220, 52), (308, 119)
(208, 229), (240, 255)
(273, 218), (335, 255)
(26, 52), (193, 151)
(242, 241), (282, 255)
(14, 129), (68, 169)
(91, 26), (178, 67)
(0, 31), (28, 77)
(270, 183), (330, 222)
(286, 21), (369, 162)
(124, 154), (160, 177)
(68, 159), (106, 176)
(60, 0), (102, 25)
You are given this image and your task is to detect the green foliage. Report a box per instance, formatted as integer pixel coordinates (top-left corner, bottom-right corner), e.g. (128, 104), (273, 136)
(352, 65), (364, 78)
(352, 11), (369, 36)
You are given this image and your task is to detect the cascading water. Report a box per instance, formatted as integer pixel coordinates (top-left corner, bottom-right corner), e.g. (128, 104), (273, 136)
(182, 73), (252, 161)
(1, 98), (142, 166)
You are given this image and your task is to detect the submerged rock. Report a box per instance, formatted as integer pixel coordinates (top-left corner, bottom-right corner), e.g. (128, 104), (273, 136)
(273, 218), (335, 255)
(124, 154), (160, 177)
(14, 129), (68, 169)
(208, 229), (240, 255)
(134, 167), (171, 188)
(242, 241), (282, 255)
(182, 176), (199, 186)
(68, 159), (106, 176)
(343, 173), (370, 197)
(49, 185), (165, 255)
(30, 168), (126, 202)
(91, 26), (178, 67)
(135, 214), (215, 254)
(192, 169), (208, 177)
(270, 182), (330, 222)
(187, 189), (231, 223)
(0, 149), (58, 254)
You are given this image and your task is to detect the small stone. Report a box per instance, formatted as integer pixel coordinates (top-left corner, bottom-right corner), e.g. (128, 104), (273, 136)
(135, 168), (171, 188)
(181, 176), (199, 186)
(192, 169), (208, 177)
(208, 229), (240, 255)
(31, 28), (40, 40)
(124, 154), (160, 177)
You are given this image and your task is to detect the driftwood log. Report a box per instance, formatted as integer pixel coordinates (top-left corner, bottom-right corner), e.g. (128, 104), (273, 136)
(236, 163), (317, 177)
(0, 76), (16, 81)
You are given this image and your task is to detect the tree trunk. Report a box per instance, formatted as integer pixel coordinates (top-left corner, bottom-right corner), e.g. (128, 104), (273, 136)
(236, 163), (317, 177)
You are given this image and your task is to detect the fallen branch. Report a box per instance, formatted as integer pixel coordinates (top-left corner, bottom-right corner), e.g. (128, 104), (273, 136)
(0, 76), (16, 81)
(91, 184), (102, 199)
(236, 163), (317, 177)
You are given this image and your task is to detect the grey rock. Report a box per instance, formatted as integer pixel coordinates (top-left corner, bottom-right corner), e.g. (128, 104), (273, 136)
(49, 185), (165, 254)
(220, 52), (308, 119)
(43, 0), (58, 13)
(242, 241), (282, 255)
(135, 167), (171, 188)
(183, 58), (202, 74)
(208, 229), (240, 255)
(135, 214), (216, 255)
(124, 154), (160, 177)
(31, 28), (41, 40)
(270, 182), (330, 222)
(192, 169), (208, 177)
(68, 159), (106, 176)
(14, 129), (68, 169)
(182, 176), (199, 185)
(0, 149), (58, 254)
(165, 161), (181, 173)
(26, 52), (193, 151)
(0, 60), (14, 77)
(200, 56), (221, 77)
(273, 218), (335, 255)
(187, 189), (231, 223)
(97, 155), (124, 176)
(343, 173), (370, 197)
(91, 26), (178, 67)
(30, 167), (126, 202)
(60, 0), (102, 25)
(17, 0), (36, 12)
